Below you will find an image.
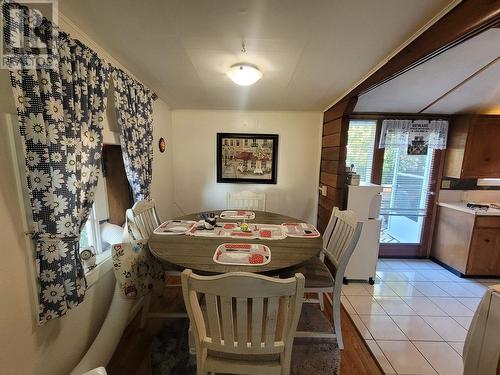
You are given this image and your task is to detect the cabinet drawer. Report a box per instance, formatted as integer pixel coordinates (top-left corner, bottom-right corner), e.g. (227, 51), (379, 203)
(475, 216), (500, 228)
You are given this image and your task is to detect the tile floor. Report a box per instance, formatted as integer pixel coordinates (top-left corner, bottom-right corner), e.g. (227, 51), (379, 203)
(341, 259), (500, 375)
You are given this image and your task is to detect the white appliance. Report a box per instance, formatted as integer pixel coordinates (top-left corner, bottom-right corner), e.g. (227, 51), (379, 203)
(344, 182), (382, 284)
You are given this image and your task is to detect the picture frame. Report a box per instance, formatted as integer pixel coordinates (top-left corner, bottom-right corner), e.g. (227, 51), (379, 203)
(216, 133), (278, 184)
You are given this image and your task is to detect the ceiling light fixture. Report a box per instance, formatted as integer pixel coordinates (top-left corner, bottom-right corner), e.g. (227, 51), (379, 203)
(227, 41), (262, 86)
(227, 63), (262, 86)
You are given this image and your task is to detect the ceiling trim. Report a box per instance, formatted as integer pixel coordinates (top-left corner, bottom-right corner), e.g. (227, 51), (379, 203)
(324, 0), (500, 113)
(419, 56), (500, 113)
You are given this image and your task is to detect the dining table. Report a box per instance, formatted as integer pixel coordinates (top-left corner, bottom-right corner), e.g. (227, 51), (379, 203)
(148, 210), (323, 275)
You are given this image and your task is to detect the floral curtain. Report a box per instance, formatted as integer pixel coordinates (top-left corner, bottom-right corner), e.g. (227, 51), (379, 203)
(6, 3), (110, 324)
(112, 69), (154, 202)
(379, 119), (449, 151)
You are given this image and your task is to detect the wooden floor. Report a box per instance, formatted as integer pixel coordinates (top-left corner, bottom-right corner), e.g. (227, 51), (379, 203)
(108, 286), (382, 375)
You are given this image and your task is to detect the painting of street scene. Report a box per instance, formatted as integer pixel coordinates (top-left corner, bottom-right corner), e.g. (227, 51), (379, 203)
(217, 133), (278, 184)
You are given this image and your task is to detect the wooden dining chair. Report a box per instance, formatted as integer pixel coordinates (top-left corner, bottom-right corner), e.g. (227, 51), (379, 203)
(127, 199), (185, 327)
(182, 269), (305, 375)
(227, 191), (266, 211)
(291, 209), (362, 349)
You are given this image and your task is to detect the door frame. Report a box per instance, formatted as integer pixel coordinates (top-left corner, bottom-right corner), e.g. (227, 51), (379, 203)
(349, 114), (446, 257)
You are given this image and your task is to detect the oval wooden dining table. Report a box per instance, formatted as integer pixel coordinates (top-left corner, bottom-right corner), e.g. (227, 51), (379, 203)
(148, 210), (322, 275)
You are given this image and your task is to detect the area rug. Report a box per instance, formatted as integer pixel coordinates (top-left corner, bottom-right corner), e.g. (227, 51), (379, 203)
(151, 305), (340, 375)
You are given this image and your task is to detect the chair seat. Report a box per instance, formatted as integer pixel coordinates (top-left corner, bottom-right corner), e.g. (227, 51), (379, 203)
(284, 257), (334, 289)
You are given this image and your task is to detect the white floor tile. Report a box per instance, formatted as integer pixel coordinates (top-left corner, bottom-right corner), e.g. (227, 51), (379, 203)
(384, 282), (424, 297)
(399, 271), (433, 282)
(359, 315), (407, 340)
(376, 271), (410, 282)
(429, 297), (474, 317)
(433, 282), (477, 297)
(416, 270), (455, 282)
(346, 295), (387, 315)
(460, 282), (488, 297)
(401, 297), (447, 316)
(375, 297), (417, 315)
(422, 316), (468, 341)
(342, 283), (372, 296)
(364, 282), (399, 297)
(410, 282), (450, 297)
(350, 314), (373, 340)
(413, 341), (464, 375)
(455, 297), (481, 311)
(405, 260), (443, 270)
(448, 341), (464, 357)
(365, 339), (397, 374)
(391, 315), (443, 341)
(451, 316), (473, 330)
(377, 340), (437, 374)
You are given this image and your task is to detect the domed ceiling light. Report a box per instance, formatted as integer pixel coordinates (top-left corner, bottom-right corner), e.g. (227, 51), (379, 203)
(227, 41), (262, 86)
(227, 63), (262, 86)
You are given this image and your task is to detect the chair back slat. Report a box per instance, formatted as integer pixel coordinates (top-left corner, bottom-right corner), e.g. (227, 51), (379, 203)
(182, 270), (304, 356)
(236, 297), (248, 347)
(206, 294), (221, 344)
(322, 207), (339, 249)
(264, 296), (280, 347)
(220, 295), (234, 345)
(130, 199), (161, 240)
(227, 191), (266, 211)
(323, 209), (363, 284)
(251, 297), (264, 347)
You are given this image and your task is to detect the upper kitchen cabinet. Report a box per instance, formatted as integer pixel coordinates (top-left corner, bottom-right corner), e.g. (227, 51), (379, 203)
(443, 115), (500, 179)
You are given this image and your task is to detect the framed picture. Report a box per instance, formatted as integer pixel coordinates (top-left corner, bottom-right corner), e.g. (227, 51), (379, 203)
(217, 133), (278, 184)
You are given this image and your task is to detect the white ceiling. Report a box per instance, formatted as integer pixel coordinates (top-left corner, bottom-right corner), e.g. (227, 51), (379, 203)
(355, 28), (500, 115)
(59, 0), (455, 110)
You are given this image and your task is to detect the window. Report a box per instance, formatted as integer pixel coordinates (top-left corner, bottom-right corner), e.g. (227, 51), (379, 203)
(79, 205), (105, 254)
(346, 120), (377, 183)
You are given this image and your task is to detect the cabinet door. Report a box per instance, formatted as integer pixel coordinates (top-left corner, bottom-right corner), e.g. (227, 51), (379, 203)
(467, 228), (500, 276)
(462, 118), (500, 178)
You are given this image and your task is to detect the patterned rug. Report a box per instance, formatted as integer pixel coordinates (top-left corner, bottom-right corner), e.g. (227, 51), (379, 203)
(151, 305), (340, 375)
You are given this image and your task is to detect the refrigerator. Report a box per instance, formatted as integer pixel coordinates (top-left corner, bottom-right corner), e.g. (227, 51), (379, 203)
(344, 182), (382, 284)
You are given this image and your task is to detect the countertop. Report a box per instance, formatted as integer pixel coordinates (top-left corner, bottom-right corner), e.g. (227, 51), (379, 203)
(437, 201), (500, 216)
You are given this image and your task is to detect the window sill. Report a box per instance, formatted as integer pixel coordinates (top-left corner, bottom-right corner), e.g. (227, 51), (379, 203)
(85, 250), (113, 288)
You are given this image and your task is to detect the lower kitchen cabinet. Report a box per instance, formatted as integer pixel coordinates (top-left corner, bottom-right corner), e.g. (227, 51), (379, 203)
(431, 206), (500, 277)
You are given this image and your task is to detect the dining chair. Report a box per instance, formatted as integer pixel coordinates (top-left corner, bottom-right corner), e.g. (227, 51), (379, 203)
(462, 284), (500, 375)
(182, 269), (305, 375)
(291, 209), (362, 349)
(127, 199), (185, 328)
(227, 190), (266, 211)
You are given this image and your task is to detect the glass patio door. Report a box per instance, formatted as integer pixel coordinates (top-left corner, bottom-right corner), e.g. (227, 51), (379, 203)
(380, 147), (436, 256)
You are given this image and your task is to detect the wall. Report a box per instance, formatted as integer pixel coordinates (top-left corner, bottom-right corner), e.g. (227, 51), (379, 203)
(0, 14), (174, 375)
(171, 110), (323, 223)
(317, 99), (357, 232)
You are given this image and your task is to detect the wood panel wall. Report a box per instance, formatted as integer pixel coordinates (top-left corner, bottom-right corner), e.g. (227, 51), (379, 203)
(317, 98), (357, 233)
(102, 145), (133, 226)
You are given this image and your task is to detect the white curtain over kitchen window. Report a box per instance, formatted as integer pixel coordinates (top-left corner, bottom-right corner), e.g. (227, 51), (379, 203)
(379, 119), (449, 152)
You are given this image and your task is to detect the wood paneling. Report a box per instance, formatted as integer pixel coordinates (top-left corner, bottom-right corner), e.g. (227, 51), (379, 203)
(320, 172), (338, 188)
(321, 147), (340, 161)
(103, 145), (133, 226)
(322, 133), (341, 147)
(320, 160), (339, 174)
(323, 118), (342, 136)
(319, 195), (335, 212)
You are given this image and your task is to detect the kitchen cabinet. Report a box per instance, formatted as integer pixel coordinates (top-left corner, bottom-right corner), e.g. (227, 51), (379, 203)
(443, 115), (500, 179)
(431, 205), (500, 276)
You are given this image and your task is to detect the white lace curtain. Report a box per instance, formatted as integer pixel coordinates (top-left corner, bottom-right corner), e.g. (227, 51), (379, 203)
(379, 119), (449, 150)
